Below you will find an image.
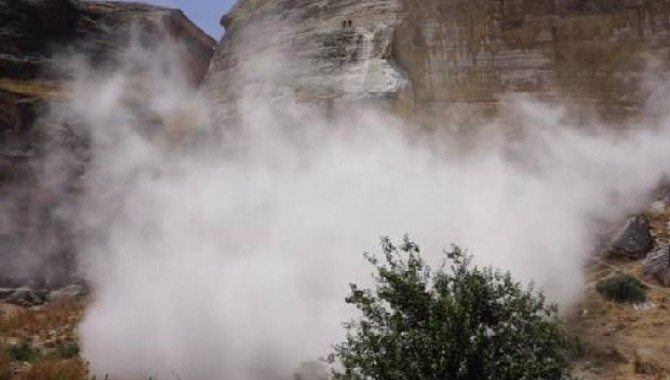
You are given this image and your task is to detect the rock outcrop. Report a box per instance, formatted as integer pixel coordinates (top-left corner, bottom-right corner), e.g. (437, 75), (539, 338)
(0, 0), (216, 287)
(642, 244), (670, 286)
(606, 216), (655, 260)
(204, 0), (670, 124)
(3, 287), (48, 307)
(203, 0), (405, 121)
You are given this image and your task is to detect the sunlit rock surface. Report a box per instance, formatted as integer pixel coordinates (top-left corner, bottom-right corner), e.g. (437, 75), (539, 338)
(202, 0), (406, 121)
(204, 0), (670, 123)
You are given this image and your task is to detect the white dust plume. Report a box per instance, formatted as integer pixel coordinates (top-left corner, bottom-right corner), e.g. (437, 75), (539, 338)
(50, 31), (670, 379)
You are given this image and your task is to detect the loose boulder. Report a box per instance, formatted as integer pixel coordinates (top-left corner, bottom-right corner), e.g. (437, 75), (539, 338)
(606, 216), (655, 259)
(0, 288), (14, 300)
(4, 287), (47, 307)
(642, 244), (670, 286)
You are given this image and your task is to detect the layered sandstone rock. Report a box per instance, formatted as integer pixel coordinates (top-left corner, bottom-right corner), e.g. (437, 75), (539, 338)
(0, 0), (215, 287)
(203, 0), (405, 121)
(204, 0), (670, 123)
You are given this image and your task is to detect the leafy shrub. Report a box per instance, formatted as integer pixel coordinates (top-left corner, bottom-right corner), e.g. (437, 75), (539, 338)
(331, 236), (576, 380)
(6, 341), (39, 362)
(55, 343), (80, 359)
(596, 274), (647, 304)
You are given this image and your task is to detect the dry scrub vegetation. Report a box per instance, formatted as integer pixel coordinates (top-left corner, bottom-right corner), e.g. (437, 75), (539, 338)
(0, 300), (86, 379)
(570, 205), (670, 379)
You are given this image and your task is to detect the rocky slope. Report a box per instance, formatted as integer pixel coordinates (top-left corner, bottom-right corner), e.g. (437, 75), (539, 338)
(204, 0), (670, 124)
(571, 203), (670, 379)
(0, 0), (215, 288)
(0, 204), (668, 379)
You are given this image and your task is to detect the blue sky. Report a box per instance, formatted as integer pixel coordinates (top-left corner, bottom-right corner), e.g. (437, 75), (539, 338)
(121, 0), (236, 39)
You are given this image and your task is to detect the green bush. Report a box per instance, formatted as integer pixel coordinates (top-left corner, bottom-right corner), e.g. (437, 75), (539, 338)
(55, 343), (80, 359)
(330, 236), (576, 380)
(596, 274), (647, 304)
(6, 341), (39, 362)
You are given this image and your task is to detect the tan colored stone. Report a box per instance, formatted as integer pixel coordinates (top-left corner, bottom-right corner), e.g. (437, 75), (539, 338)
(204, 0), (670, 124)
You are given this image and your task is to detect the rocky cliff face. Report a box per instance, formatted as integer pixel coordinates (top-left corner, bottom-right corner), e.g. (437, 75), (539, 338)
(204, 0), (670, 124)
(203, 0), (405, 121)
(0, 0), (215, 162)
(0, 0), (215, 287)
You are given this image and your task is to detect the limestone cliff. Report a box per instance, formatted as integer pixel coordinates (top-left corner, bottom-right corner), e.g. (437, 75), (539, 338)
(0, 0), (215, 160)
(202, 0), (406, 123)
(204, 0), (670, 123)
(0, 0), (215, 287)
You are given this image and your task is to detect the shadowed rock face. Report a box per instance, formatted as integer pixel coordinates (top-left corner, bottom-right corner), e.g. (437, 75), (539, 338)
(0, 0), (216, 288)
(0, 0), (216, 149)
(204, 0), (670, 123)
(0, 0), (216, 88)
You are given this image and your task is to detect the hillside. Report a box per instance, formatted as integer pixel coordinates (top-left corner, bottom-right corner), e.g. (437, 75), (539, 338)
(572, 204), (670, 379)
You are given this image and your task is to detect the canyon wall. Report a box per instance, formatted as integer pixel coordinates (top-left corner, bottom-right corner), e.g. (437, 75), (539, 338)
(204, 0), (670, 124)
(0, 0), (215, 287)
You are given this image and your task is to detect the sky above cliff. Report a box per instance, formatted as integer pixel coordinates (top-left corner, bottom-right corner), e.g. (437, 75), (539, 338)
(116, 0), (234, 39)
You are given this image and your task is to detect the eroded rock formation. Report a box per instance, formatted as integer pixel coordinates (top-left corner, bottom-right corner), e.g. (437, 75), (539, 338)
(606, 215), (655, 260)
(204, 0), (670, 123)
(0, 0), (216, 287)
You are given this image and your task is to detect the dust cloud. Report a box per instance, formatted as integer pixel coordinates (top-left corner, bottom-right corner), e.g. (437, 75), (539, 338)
(48, 29), (670, 379)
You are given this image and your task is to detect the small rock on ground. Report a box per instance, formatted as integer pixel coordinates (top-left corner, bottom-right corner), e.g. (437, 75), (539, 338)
(5, 288), (47, 307)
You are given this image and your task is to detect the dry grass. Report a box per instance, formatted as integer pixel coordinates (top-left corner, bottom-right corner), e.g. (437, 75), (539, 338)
(0, 300), (84, 379)
(0, 301), (83, 346)
(569, 207), (670, 379)
(0, 348), (10, 380)
(0, 300), (87, 379)
(16, 359), (87, 380)
(569, 272), (670, 379)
